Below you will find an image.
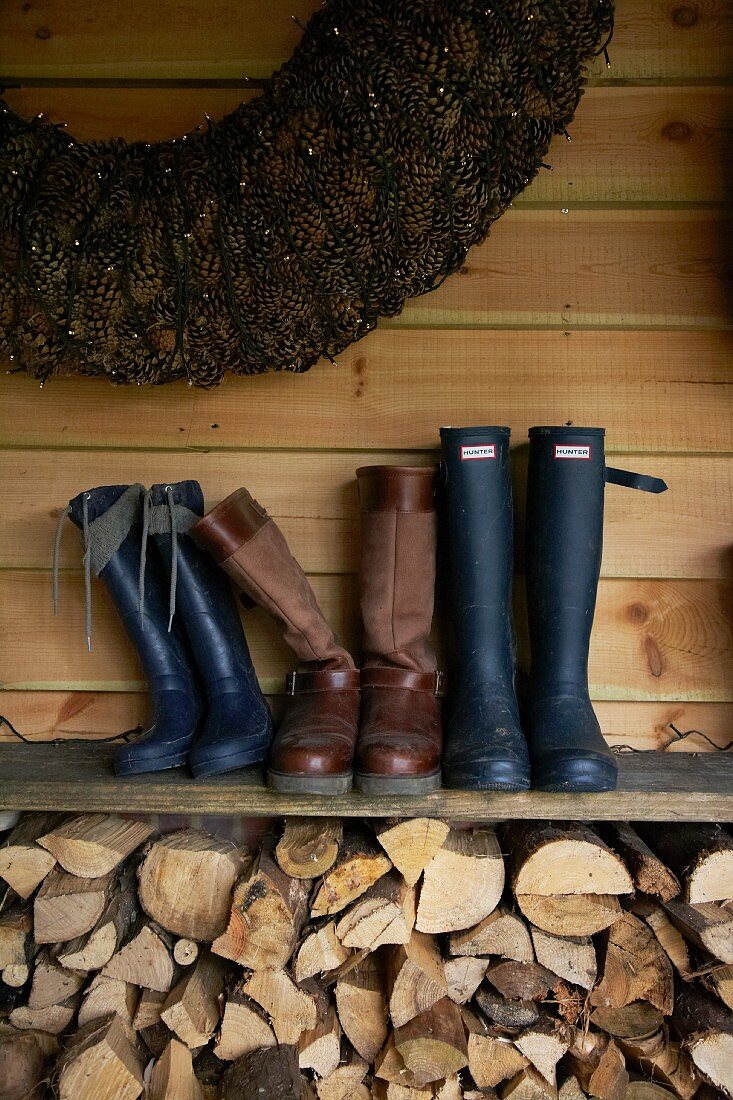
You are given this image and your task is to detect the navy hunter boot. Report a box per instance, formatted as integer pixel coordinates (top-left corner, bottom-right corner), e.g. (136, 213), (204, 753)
(144, 481), (273, 777)
(64, 485), (202, 774)
(525, 427), (667, 792)
(439, 427), (531, 790)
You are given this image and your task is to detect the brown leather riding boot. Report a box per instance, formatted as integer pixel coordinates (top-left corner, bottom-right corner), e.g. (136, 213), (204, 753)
(354, 465), (444, 794)
(190, 489), (359, 794)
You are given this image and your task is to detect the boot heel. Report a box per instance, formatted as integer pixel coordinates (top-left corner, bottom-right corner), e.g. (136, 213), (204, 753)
(355, 770), (442, 795)
(267, 770), (353, 795)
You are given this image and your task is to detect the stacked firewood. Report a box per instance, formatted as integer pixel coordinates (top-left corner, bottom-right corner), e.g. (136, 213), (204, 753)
(1, 814), (733, 1100)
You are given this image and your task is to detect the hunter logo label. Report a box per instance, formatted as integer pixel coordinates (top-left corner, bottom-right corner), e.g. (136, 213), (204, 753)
(460, 445), (496, 461)
(554, 444), (591, 460)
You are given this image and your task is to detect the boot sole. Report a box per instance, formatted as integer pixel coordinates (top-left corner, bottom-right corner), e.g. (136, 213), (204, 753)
(534, 755), (618, 793)
(355, 770), (442, 795)
(190, 742), (270, 778)
(114, 750), (190, 776)
(443, 762), (531, 792)
(267, 770), (352, 795)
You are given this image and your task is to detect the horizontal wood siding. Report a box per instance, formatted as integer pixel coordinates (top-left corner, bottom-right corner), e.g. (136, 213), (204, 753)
(0, 0), (730, 759)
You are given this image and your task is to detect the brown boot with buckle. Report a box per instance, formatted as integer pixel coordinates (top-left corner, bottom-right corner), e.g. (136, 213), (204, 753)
(354, 465), (444, 794)
(190, 489), (359, 794)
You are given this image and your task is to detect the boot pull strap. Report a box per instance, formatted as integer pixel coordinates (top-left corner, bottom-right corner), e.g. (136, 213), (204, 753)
(605, 466), (667, 494)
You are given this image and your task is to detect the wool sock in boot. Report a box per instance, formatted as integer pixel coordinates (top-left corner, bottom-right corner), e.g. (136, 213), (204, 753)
(55, 484), (202, 775)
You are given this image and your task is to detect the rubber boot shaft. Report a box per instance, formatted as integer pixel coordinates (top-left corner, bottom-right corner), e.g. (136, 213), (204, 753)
(146, 481), (273, 777)
(354, 465), (443, 794)
(439, 427), (530, 791)
(68, 485), (201, 776)
(525, 426), (617, 792)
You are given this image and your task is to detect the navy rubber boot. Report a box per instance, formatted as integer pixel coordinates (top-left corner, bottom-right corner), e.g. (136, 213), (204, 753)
(145, 481), (273, 777)
(67, 485), (202, 775)
(439, 427), (531, 791)
(525, 427), (667, 792)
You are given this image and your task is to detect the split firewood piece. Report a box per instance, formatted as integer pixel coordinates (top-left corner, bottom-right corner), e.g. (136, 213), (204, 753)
(375, 819), (450, 887)
(133, 988), (171, 1059)
(213, 835), (309, 969)
(314, 1047), (369, 1100)
(584, 1040), (628, 1100)
(501, 1065), (557, 1100)
(149, 1038), (204, 1100)
(514, 1018), (571, 1087)
(564, 1028), (611, 1095)
(174, 938), (200, 967)
(637, 902), (693, 979)
(474, 983), (539, 1033)
(57, 1016), (144, 1100)
(0, 903), (31, 987)
(394, 998), (468, 1087)
(335, 951), (388, 1062)
(464, 1007), (529, 1088)
(221, 1044), (307, 1100)
(374, 1030), (423, 1088)
(161, 950), (229, 1048)
(336, 870), (416, 949)
(388, 930), (448, 1027)
(662, 898), (733, 964)
(435, 1079), (464, 1100)
(298, 1004), (342, 1077)
(276, 818), (343, 879)
(626, 1085), (677, 1100)
(213, 979), (276, 1060)
(603, 823), (680, 902)
(557, 1076), (585, 1100)
(416, 828), (504, 934)
(673, 983), (733, 1097)
(485, 961), (558, 1002)
(515, 893), (621, 937)
(27, 952), (85, 1008)
(0, 1023), (58, 1100)
(34, 867), (114, 942)
(507, 822), (633, 898)
(102, 922), (175, 991)
(243, 967), (318, 1045)
(296, 922), (351, 983)
(9, 993), (79, 1034)
(709, 963), (733, 1010)
(448, 908), (533, 962)
(444, 955), (488, 1004)
(590, 1002), (664, 1045)
(77, 973), (138, 1033)
(37, 814), (153, 878)
(133, 985), (166, 1030)
(138, 829), (249, 941)
(590, 912), (673, 1015)
(56, 880), (139, 971)
(615, 1028), (698, 1100)
(0, 813), (63, 898)
(311, 826), (392, 918)
(635, 822), (733, 903)
(530, 928), (597, 991)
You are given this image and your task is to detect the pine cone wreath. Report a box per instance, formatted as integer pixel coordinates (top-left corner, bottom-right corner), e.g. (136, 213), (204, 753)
(0, 0), (613, 387)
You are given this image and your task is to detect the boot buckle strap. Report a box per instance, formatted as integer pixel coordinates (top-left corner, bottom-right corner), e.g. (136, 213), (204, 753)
(286, 669), (360, 694)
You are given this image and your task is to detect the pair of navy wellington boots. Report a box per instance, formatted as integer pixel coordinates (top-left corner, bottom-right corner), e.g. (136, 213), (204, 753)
(55, 481), (272, 777)
(440, 426), (667, 793)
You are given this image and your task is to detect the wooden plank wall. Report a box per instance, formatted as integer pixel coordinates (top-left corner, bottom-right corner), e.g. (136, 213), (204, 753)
(0, 0), (731, 756)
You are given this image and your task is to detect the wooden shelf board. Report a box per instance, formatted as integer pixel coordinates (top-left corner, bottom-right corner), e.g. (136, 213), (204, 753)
(0, 746), (730, 821)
